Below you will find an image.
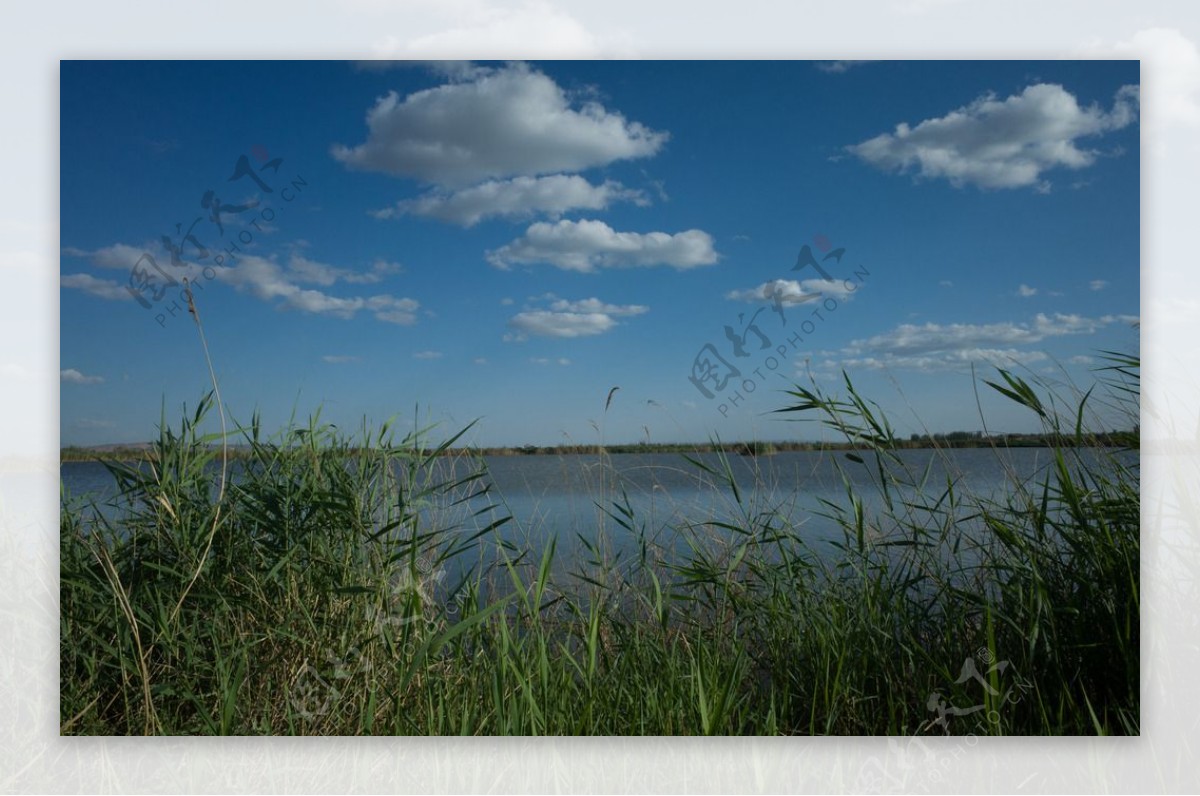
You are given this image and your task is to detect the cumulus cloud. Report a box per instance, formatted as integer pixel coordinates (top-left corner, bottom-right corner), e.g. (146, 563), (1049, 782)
(374, 175), (648, 227)
(848, 83), (1139, 190)
(285, 257), (338, 285)
(61, 368), (103, 385)
(487, 219), (718, 272)
(61, 273), (132, 301)
(726, 277), (860, 306)
(65, 242), (419, 325)
(288, 255), (403, 285)
(364, 295), (422, 325)
(508, 311), (614, 339)
(727, 279), (818, 306)
(1017, 284), (1038, 297)
(544, 296), (648, 316)
(506, 294), (648, 340)
(846, 313), (1107, 356)
(823, 312), (1130, 373)
(333, 62), (667, 187)
(838, 348), (1050, 373)
(217, 256), (420, 324)
(62, 243), (146, 271)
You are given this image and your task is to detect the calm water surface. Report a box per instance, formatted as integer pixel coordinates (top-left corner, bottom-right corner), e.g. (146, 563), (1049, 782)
(62, 448), (1126, 559)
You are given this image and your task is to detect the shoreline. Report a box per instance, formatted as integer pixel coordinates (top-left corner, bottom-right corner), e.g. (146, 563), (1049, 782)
(60, 432), (1137, 463)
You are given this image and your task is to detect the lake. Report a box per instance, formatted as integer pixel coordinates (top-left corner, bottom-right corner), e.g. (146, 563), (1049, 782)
(60, 447), (1120, 561)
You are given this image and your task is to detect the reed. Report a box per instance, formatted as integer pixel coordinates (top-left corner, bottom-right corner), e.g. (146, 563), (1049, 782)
(60, 356), (1138, 735)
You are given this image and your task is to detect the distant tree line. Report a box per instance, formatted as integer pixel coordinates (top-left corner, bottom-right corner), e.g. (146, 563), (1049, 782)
(62, 429), (1138, 463)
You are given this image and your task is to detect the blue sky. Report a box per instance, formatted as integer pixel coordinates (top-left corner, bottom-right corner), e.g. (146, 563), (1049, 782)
(60, 59), (1140, 447)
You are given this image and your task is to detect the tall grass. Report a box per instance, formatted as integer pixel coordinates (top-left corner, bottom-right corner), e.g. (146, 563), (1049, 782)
(61, 356), (1138, 735)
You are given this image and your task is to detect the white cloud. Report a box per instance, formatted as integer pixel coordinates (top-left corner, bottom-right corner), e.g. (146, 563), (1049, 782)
(530, 356), (571, 366)
(848, 83), (1139, 190)
(1069, 355), (1096, 365)
(374, 175), (648, 227)
(726, 277), (861, 306)
(505, 293), (648, 340)
(60, 273), (132, 301)
(365, 295), (423, 325)
(62, 243), (148, 271)
(61, 368), (103, 385)
(322, 355), (360, 363)
(413, 350), (443, 359)
(487, 219), (718, 272)
(840, 348), (1050, 373)
(545, 296), (648, 316)
(826, 312), (1127, 373)
(216, 255), (420, 325)
(285, 256), (345, 286)
(63, 244), (407, 318)
(846, 313), (1106, 356)
(1033, 313), (1108, 335)
(366, 260), (407, 280)
(508, 311), (616, 339)
(939, 280), (954, 287)
(288, 255), (402, 285)
(473, 357), (488, 365)
(803, 278), (862, 300)
(1090, 279), (1109, 291)
(1017, 284), (1038, 297)
(333, 62), (666, 187)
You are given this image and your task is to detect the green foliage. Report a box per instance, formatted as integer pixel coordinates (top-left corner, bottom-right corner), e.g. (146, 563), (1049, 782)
(61, 356), (1139, 735)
